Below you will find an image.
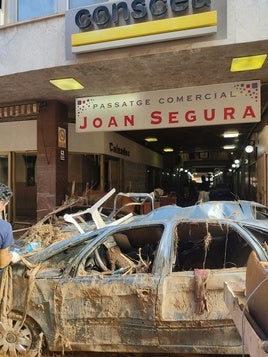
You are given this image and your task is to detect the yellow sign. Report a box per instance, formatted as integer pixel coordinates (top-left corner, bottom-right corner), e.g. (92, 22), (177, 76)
(72, 11), (217, 47)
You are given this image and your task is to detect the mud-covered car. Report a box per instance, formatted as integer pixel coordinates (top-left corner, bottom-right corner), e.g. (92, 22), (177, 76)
(187, 199), (268, 221)
(1, 203), (268, 356)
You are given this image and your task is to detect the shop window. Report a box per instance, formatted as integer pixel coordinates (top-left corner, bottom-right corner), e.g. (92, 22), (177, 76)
(18, 0), (57, 21)
(2, 0), (110, 25)
(23, 155), (36, 186)
(0, 153), (11, 220)
(14, 153), (37, 222)
(0, 154), (8, 184)
(0, 0), (4, 25)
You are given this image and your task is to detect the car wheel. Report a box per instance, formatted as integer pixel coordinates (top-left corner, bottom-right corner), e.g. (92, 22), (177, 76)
(0, 312), (43, 356)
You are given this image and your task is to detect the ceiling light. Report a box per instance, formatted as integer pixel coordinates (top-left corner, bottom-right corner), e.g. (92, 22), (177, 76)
(223, 145), (236, 150)
(145, 137), (158, 142)
(230, 54), (267, 72)
(245, 145), (254, 153)
(49, 78), (84, 90)
(223, 131), (239, 138)
(163, 147), (174, 152)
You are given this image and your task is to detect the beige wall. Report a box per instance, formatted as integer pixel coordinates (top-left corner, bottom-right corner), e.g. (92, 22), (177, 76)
(257, 125), (268, 157)
(0, 121), (36, 151)
(68, 123), (163, 168)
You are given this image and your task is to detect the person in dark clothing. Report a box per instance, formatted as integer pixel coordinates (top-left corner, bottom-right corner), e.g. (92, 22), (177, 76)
(197, 175), (210, 202)
(209, 183), (237, 201)
(198, 175), (210, 191)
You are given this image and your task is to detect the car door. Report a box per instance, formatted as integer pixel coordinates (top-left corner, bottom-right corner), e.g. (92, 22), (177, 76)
(54, 225), (164, 352)
(156, 220), (268, 355)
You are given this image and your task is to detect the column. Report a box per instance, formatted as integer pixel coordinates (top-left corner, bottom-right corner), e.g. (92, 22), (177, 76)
(36, 101), (68, 220)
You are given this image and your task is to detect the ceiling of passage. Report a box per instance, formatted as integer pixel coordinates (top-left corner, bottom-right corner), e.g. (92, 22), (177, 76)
(1, 38), (268, 174)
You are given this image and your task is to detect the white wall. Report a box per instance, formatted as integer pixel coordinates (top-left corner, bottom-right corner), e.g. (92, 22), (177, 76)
(68, 123), (163, 168)
(0, 121), (36, 151)
(103, 131), (162, 167)
(0, 15), (66, 75)
(226, 0), (268, 43)
(68, 123), (105, 153)
(1, 1), (268, 76)
(0, 121), (161, 167)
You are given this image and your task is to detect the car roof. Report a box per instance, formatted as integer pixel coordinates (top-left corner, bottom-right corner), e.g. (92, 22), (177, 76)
(27, 200), (268, 263)
(135, 201), (268, 229)
(159, 200), (266, 221)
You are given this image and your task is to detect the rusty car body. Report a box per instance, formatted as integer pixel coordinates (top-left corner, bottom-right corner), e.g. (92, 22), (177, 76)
(1, 201), (268, 356)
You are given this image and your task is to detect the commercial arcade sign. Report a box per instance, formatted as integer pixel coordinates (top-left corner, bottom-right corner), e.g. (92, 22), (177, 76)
(75, 81), (261, 132)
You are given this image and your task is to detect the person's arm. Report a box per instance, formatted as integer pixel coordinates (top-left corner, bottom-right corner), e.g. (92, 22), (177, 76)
(0, 247), (21, 268)
(0, 247), (13, 268)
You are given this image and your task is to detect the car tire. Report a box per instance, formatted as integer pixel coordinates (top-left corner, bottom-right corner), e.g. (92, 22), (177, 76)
(0, 311), (44, 356)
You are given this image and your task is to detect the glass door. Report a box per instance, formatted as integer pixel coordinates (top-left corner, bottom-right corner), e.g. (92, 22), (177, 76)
(0, 152), (11, 220)
(13, 152), (37, 223)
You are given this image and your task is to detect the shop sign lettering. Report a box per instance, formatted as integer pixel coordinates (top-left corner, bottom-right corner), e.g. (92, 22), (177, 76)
(79, 106), (257, 130)
(75, 0), (211, 30)
(76, 81), (260, 132)
(109, 142), (130, 156)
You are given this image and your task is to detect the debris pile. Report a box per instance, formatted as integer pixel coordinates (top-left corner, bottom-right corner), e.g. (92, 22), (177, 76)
(15, 186), (110, 248)
(22, 224), (71, 248)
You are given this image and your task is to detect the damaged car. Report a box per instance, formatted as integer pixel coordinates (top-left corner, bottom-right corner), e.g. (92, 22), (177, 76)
(0, 202), (268, 356)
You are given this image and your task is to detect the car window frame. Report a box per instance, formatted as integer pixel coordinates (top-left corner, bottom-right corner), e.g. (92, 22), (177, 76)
(170, 219), (268, 273)
(63, 222), (167, 278)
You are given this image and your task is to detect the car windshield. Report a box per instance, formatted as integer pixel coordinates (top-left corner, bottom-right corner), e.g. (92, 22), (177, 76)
(35, 240), (91, 277)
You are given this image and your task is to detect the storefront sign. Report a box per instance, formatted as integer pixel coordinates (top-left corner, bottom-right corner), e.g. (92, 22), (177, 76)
(109, 142), (130, 156)
(58, 127), (67, 148)
(66, 0), (219, 54)
(75, 81), (261, 132)
(75, 0), (212, 30)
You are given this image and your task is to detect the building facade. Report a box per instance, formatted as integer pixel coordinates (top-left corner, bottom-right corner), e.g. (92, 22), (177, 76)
(0, 0), (268, 222)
